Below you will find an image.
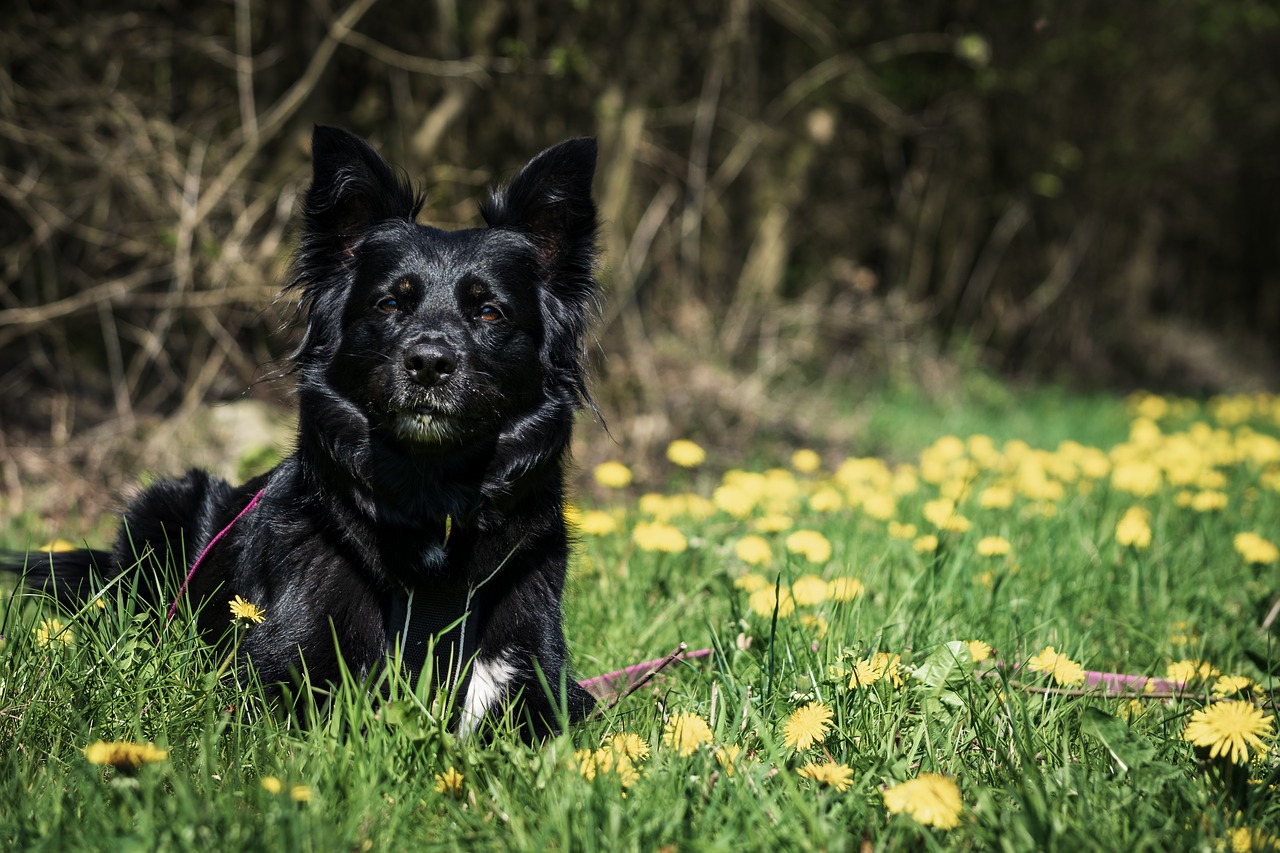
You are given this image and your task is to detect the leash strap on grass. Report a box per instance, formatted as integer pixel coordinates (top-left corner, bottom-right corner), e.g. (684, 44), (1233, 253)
(577, 648), (1243, 712)
(580, 645), (714, 707)
(165, 489), (265, 624)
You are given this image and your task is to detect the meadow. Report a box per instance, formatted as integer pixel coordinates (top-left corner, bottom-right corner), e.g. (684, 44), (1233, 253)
(1, 389), (1278, 851)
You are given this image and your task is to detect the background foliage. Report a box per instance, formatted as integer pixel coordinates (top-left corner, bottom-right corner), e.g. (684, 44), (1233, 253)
(2, 0), (1279, 497)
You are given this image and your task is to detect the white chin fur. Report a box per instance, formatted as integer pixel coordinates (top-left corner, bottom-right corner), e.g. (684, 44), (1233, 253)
(392, 412), (457, 444)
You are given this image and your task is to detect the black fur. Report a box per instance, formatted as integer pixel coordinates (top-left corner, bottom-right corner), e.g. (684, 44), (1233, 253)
(9, 126), (600, 738)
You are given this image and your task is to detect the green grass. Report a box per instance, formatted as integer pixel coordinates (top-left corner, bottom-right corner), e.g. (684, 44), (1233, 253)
(2, 389), (1278, 851)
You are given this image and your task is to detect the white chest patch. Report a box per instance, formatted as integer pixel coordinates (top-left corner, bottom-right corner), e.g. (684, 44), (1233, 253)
(457, 654), (517, 738)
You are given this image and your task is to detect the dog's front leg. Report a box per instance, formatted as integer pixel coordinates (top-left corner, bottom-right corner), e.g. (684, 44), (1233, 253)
(459, 570), (595, 741)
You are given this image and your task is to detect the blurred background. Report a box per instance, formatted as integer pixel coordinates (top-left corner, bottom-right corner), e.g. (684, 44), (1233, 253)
(2, 0), (1279, 522)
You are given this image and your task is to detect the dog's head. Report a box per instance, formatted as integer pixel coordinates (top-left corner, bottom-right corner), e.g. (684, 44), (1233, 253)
(288, 127), (598, 467)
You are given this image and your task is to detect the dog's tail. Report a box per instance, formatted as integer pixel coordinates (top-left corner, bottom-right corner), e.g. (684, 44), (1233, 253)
(1, 547), (112, 609)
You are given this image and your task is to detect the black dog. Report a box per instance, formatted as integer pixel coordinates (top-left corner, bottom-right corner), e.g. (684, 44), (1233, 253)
(13, 126), (600, 738)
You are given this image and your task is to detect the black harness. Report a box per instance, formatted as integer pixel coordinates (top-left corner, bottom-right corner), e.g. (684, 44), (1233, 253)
(383, 515), (479, 699)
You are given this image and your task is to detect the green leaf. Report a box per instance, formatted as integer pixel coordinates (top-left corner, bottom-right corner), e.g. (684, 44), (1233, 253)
(912, 641), (975, 694)
(381, 700), (428, 741)
(1079, 707), (1177, 792)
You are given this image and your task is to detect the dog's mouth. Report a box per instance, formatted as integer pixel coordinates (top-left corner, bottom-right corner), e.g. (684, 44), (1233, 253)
(387, 405), (470, 445)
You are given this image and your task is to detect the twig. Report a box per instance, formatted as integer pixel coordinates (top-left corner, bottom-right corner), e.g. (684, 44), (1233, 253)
(590, 642), (689, 719)
(235, 0), (258, 143)
(194, 0), (381, 224)
(1261, 594), (1280, 633)
(1005, 678), (1274, 706)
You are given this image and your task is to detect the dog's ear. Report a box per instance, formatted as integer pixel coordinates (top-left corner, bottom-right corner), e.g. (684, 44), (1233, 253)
(481, 139), (600, 408)
(302, 125), (422, 255)
(481, 138), (598, 279)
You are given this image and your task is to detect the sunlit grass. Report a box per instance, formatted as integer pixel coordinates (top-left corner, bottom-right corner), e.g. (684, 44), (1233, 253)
(2, 389), (1278, 849)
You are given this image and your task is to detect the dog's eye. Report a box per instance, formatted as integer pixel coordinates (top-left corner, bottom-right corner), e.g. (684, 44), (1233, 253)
(376, 296), (399, 313)
(477, 304), (503, 322)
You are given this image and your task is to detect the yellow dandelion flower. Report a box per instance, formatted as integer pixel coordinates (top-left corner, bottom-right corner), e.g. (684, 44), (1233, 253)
(663, 712), (713, 756)
(713, 484), (756, 518)
(808, 487), (844, 513)
(229, 595), (266, 626)
(83, 741), (168, 772)
(785, 529), (832, 563)
(734, 572), (771, 593)
(1132, 393), (1169, 420)
(967, 434), (1000, 467)
(290, 784), (313, 803)
(1213, 675), (1255, 697)
(1190, 490), (1228, 512)
(593, 461), (633, 489)
(790, 449), (822, 473)
(1227, 826), (1278, 853)
(713, 744), (741, 776)
(827, 577), (865, 601)
(1027, 646), (1085, 686)
(1120, 699), (1148, 723)
(791, 574), (829, 607)
(860, 492), (897, 520)
(733, 535), (773, 565)
(783, 702), (833, 750)
(976, 536), (1011, 557)
(632, 521), (688, 554)
(637, 492), (674, 518)
(938, 478), (969, 501)
(797, 761), (854, 792)
(882, 773), (963, 830)
(913, 534), (939, 554)
(1169, 620), (1199, 647)
(677, 493), (716, 519)
(581, 746), (640, 787)
(260, 776), (283, 794)
(799, 613), (829, 638)
(887, 521), (917, 540)
(922, 498), (970, 532)
(1115, 506), (1152, 549)
(1183, 701), (1275, 765)
(607, 732), (651, 761)
(577, 510), (618, 536)
(1234, 532), (1279, 565)
(921, 497), (953, 526)
(870, 652), (905, 688)
(965, 640), (993, 663)
(34, 617), (73, 649)
(751, 513), (794, 533)
(978, 486), (1015, 509)
(666, 439), (706, 468)
(575, 748), (600, 781)
(38, 538), (78, 553)
(1111, 460), (1161, 497)
(1167, 659), (1219, 683)
(848, 657), (884, 689)
(748, 586), (796, 618)
(892, 464), (920, 495)
(611, 753), (640, 788)
(974, 569), (995, 589)
(433, 767), (464, 798)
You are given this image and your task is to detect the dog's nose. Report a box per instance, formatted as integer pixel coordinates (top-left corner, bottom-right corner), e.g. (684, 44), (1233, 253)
(403, 343), (457, 387)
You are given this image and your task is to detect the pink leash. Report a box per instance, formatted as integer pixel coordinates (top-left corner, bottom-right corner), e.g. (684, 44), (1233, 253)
(165, 489), (265, 623)
(576, 650), (1196, 704)
(157, 493), (1189, 706)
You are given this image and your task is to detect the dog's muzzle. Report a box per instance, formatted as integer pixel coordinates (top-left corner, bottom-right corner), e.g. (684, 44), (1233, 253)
(391, 408), (461, 444)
